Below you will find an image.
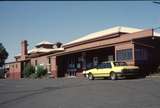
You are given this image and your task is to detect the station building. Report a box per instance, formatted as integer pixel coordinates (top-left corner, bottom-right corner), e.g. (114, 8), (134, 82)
(6, 26), (160, 79)
(7, 41), (64, 79)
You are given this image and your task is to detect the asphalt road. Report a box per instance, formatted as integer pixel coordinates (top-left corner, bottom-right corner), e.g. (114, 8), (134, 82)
(0, 77), (160, 108)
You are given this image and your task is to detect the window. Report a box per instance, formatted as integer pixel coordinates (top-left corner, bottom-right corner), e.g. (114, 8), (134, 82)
(48, 57), (51, 64)
(77, 63), (81, 69)
(116, 49), (133, 61)
(93, 57), (98, 66)
(108, 55), (114, 61)
(86, 63), (93, 69)
(35, 60), (37, 66)
(68, 64), (75, 69)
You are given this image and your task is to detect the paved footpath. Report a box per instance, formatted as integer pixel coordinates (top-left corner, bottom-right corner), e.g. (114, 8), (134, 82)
(0, 77), (160, 108)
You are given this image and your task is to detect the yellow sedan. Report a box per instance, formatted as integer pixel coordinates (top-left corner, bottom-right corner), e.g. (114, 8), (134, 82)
(83, 61), (139, 80)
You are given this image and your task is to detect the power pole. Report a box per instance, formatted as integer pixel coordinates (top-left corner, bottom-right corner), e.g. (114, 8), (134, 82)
(152, 1), (160, 32)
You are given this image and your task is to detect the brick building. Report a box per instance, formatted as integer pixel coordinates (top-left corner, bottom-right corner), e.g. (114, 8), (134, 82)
(7, 26), (160, 79)
(7, 40), (64, 79)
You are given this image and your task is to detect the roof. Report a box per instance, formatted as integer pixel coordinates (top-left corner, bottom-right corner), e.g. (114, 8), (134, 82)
(15, 47), (64, 57)
(154, 32), (160, 37)
(64, 26), (143, 46)
(36, 41), (54, 46)
(15, 40), (63, 57)
(28, 47), (64, 54)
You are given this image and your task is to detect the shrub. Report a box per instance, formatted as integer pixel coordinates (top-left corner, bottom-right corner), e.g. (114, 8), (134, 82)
(29, 73), (37, 79)
(23, 64), (35, 78)
(36, 65), (47, 78)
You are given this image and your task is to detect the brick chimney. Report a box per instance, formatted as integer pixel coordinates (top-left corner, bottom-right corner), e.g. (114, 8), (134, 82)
(21, 40), (28, 60)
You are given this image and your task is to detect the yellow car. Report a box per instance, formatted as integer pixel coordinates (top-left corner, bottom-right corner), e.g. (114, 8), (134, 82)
(83, 61), (139, 80)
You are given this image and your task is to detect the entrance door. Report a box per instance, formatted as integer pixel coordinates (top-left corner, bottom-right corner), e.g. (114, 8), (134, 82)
(67, 56), (77, 77)
(67, 64), (76, 77)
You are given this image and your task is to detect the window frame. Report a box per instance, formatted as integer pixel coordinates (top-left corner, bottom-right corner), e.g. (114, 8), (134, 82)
(116, 48), (133, 61)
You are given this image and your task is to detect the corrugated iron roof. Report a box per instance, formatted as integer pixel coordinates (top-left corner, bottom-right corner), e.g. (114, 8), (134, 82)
(64, 26), (143, 46)
(36, 41), (54, 46)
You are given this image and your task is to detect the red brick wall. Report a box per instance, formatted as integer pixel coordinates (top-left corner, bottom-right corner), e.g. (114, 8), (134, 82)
(21, 40), (28, 60)
(30, 55), (52, 75)
(31, 55), (50, 69)
(50, 56), (57, 78)
(63, 29), (153, 54)
(8, 62), (21, 79)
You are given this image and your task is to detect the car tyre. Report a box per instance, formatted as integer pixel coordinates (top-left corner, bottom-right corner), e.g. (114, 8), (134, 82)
(110, 72), (117, 80)
(88, 73), (94, 80)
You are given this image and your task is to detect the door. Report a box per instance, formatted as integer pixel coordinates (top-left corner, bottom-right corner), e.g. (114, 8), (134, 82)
(103, 63), (112, 77)
(95, 63), (111, 77)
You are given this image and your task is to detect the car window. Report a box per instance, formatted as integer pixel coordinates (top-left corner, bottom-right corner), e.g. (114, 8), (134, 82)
(98, 63), (112, 68)
(105, 63), (112, 68)
(102, 63), (106, 68)
(97, 64), (101, 68)
(97, 63), (104, 68)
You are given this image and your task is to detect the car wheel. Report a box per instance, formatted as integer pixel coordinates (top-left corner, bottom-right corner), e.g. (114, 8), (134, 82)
(110, 72), (117, 80)
(88, 73), (94, 80)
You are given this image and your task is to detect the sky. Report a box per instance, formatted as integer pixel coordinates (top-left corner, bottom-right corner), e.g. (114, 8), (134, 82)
(0, 1), (160, 62)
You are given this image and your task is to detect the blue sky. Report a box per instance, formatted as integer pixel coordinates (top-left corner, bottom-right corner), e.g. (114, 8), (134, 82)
(0, 1), (160, 62)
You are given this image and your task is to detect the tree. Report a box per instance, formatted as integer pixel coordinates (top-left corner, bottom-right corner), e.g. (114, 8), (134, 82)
(36, 65), (47, 78)
(23, 64), (35, 78)
(0, 43), (8, 67)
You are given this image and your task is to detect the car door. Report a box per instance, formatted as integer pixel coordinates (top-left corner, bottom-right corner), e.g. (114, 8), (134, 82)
(96, 63), (107, 77)
(92, 63), (102, 77)
(103, 63), (112, 77)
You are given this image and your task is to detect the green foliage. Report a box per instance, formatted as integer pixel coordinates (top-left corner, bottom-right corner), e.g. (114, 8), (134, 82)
(36, 65), (47, 78)
(23, 64), (48, 79)
(23, 64), (35, 78)
(29, 73), (37, 79)
(0, 43), (8, 67)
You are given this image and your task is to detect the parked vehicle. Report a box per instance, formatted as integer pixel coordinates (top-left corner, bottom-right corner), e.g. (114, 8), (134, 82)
(83, 61), (140, 80)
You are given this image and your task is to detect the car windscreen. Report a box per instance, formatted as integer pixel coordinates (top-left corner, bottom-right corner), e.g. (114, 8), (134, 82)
(113, 62), (127, 66)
